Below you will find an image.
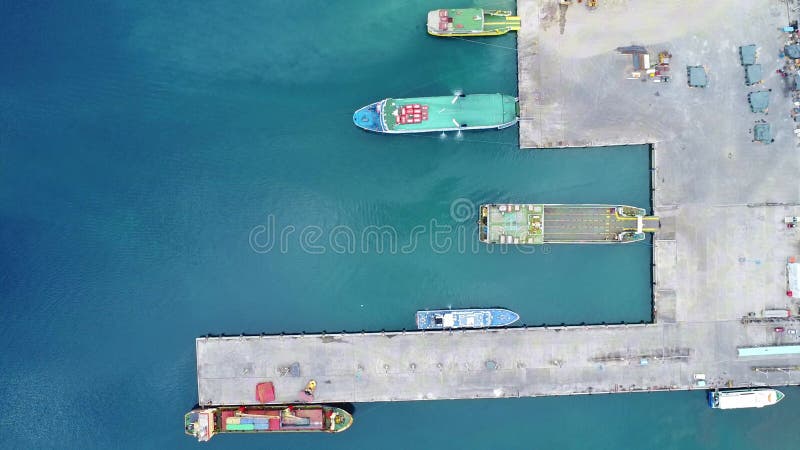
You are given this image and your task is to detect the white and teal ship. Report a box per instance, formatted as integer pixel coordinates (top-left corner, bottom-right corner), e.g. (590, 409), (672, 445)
(708, 388), (785, 409)
(416, 308), (519, 330)
(353, 94), (519, 134)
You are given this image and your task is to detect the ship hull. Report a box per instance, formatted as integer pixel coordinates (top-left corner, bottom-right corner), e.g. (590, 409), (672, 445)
(707, 389), (785, 409)
(185, 405), (353, 441)
(427, 29), (513, 37)
(416, 308), (519, 330)
(353, 95), (519, 134)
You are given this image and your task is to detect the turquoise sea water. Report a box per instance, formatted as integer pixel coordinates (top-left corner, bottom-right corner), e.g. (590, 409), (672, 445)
(1, 1), (797, 448)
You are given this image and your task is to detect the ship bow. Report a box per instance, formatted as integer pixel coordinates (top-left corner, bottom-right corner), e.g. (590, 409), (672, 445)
(492, 309), (520, 326)
(353, 101), (386, 132)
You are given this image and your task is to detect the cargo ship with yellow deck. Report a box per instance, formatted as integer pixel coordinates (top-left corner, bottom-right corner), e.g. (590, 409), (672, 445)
(479, 204), (659, 244)
(427, 8), (521, 36)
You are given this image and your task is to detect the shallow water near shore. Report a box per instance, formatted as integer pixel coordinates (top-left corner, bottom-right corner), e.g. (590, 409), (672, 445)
(1, 0), (798, 448)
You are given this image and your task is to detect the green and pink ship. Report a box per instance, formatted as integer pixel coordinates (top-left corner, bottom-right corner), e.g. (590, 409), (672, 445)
(185, 405), (353, 441)
(353, 94), (519, 134)
(427, 9), (520, 37)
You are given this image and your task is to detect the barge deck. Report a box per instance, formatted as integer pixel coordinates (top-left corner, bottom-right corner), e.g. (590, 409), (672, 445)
(479, 204), (658, 244)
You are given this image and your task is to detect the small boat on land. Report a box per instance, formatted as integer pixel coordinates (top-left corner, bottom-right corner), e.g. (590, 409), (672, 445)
(707, 388), (785, 409)
(416, 308), (519, 330)
(353, 94), (519, 134)
(427, 9), (521, 37)
(185, 405), (353, 441)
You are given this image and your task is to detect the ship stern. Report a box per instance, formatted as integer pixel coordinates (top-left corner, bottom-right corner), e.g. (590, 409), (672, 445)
(707, 391), (717, 408)
(184, 409), (215, 441)
(479, 204), (489, 242)
(427, 10), (444, 35)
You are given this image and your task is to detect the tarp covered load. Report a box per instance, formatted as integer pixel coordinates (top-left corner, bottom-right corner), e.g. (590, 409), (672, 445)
(616, 45), (648, 55)
(745, 64), (762, 85)
(687, 66), (708, 87)
(785, 44), (800, 59)
(748, 91), (770, 113)
(753, 123), (771, 143)
(740, 44), (757, 65)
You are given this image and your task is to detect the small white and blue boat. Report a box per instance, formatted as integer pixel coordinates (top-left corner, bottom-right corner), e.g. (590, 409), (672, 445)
(415, 308), (519, 330)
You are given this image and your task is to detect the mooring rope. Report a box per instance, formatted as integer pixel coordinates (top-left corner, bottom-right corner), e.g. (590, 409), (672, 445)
(448, 36), (519, 52)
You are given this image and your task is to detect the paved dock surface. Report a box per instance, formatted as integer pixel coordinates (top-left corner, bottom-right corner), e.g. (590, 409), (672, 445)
(518, 0), (798, 150)
(197, 0), (800, 405)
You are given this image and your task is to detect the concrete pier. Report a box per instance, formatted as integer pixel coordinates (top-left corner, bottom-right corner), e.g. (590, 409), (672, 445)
(196, 0), (800, 406)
